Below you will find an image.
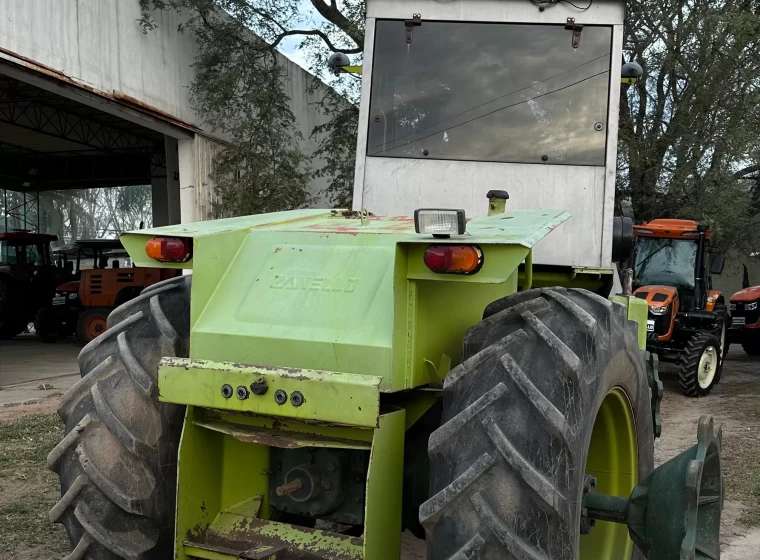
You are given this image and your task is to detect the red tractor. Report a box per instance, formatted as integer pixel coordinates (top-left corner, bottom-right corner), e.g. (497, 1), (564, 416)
(0, 231), (63, 338)
(728, 266), (760, 356)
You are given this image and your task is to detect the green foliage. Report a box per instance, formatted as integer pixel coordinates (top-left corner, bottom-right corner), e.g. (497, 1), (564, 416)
(310, 89), (359, 209)
(141, 0), (760, 254)
(620, 0), (760, 254)
(139, 0), (361, 213)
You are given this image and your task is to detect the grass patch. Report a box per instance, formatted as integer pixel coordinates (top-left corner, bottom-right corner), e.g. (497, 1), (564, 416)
(0, 413), (69, 558)
(719, 381), (760, 527)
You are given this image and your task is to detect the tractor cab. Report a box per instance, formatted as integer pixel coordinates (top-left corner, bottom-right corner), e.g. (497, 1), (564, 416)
(0, 231), (60, 338)
(350, 0), (632, 290)
(36, 239), (180, 343)
(632, 219), (728, 395)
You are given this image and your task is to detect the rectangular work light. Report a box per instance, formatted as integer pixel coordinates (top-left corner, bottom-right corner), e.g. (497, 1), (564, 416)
(414, 209), (466, 237)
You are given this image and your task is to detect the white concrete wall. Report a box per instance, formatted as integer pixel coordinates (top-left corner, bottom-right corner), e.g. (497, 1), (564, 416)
(1, 0), (339, 220)
(0, 0), (203, 129)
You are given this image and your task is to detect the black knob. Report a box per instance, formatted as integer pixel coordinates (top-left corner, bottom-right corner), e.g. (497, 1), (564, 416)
(250, 380), (268, 395)
(221, 384), (233, 399)
(486, 190), (510, 200)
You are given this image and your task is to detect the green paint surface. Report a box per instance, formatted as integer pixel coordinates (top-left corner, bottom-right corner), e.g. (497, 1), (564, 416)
(610, 295), (649, 349)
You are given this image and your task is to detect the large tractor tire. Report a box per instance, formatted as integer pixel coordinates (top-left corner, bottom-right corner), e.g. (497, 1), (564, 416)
(679, 332), (722, 397)
(420, 288), (654, 560)
(47, 276), (191, 560)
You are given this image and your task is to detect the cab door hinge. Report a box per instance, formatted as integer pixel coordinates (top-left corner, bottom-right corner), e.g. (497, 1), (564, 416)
(566, 17), (583, 48)
(405, 14), (422, 44)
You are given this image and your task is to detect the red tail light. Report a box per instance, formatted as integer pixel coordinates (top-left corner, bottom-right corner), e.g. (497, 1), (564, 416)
(424, 245), (483, 275)
(145, 237), (192, 262)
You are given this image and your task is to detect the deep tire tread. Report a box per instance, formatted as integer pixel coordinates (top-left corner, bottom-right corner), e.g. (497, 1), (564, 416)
(422, 288), (653, 560)
(49, 275), (191, 560)
(679, 332), (721, 397)
(470, 491), (548, 560)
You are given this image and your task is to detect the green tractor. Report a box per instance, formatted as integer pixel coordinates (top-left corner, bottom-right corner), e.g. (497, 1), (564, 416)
(48, 1), (724, 559)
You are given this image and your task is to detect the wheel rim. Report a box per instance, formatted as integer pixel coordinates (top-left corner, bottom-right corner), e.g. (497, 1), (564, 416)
(698, 346), (718, 389)
(86, 315), (107, 340)
(580, 388), (638, 560)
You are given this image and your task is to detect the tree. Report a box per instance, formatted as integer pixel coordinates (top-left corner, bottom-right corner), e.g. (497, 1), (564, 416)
(619, 0), (760, 254)
(141, 0), (760, 255)
(138, 0), (362, 213)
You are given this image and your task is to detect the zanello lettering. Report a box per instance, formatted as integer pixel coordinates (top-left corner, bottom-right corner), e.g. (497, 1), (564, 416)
(270, 275), (358, 293)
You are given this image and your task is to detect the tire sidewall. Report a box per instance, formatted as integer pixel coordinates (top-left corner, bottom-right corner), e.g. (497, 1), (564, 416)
(578, 344), (654, 560)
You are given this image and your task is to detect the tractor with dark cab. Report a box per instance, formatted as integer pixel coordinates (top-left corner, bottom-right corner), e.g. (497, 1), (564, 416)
(0, 231), (61, 339)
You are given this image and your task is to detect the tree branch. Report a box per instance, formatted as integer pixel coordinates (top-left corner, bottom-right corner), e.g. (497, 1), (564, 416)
(309, 0), (364, 48)
(735, 164), (760, 178)
(270, 29), (362, 53)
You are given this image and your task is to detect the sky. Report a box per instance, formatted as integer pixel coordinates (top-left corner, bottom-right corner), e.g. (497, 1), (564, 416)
(274, 0), (351, 84)
(276, 0), (326, 75)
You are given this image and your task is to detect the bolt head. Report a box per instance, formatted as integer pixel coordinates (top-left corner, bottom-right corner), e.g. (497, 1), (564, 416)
(290, 391), (304, 407)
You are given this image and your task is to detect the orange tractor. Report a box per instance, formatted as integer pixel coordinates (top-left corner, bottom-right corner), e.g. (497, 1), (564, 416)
(35, 239), (180, 343)
(632, 219), (728, 396)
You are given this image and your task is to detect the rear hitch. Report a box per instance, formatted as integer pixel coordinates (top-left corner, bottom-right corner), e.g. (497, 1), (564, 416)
(581, 416), (722, 559)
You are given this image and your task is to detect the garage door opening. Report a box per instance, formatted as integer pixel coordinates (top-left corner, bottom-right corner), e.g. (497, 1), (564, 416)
(0, 70), (184, 393)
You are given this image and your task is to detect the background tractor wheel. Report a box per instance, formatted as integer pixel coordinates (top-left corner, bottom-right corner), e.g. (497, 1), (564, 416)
(0, 279), (27, 339)
(679, 332), (722, 397)
(76, 308), (111, 344)
(741, 342), (760, 357)
(48, 276), (191, 560)
(715, 305), (729, 358)
(35, 307), (61, 343)
(421, 288), (654, 560)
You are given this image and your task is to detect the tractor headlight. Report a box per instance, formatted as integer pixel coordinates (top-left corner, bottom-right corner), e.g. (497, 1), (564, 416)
(650, 306), (669, 316)
(747, 301), (758, 311)
(730, 303), (737, 311)
(414, 209), (466, 237)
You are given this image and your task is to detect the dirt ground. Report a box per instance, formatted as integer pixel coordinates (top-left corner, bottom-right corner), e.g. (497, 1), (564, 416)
(656, 347), (760, 559)
(0, 347), (758, 559)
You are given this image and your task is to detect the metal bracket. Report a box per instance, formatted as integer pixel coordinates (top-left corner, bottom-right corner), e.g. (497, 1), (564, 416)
(405, 14), (422, 44)
(566, 17), (583, 48)
(238, 545), (285, 560)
